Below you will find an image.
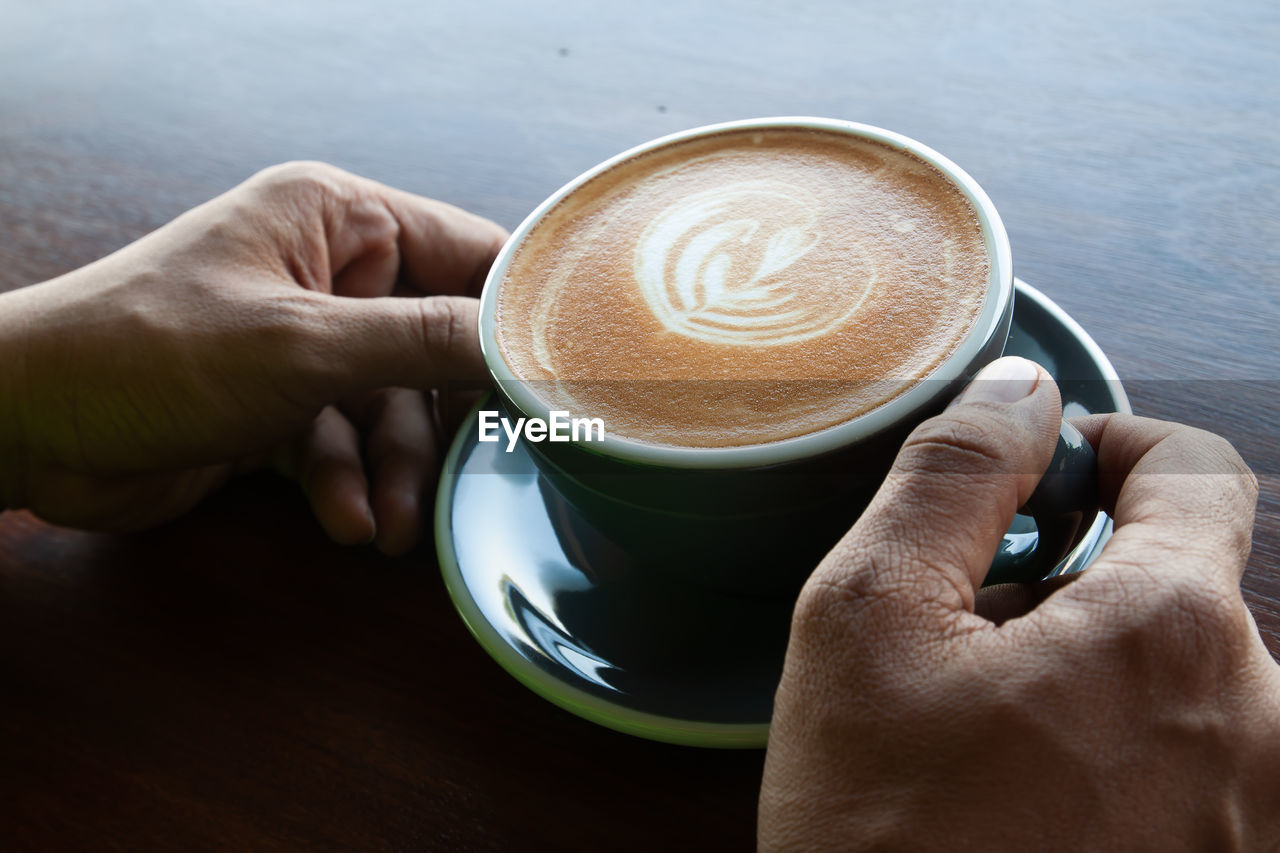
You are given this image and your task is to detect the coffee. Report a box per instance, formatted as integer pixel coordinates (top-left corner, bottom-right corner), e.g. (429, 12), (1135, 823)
(495, 126), (990, 448)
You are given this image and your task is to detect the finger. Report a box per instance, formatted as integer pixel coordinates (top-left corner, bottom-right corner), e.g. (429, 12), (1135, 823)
(1068, 413), (1258, 590)
(322, 168), (509, 298)
(298, 293), (487, 401)
(342, 388), (439, 557)
(243, 162), (508, 300)
(377, 184), (509, 297)
(278, 406), (376, 546)
(806, 357), (1062, 623)
(332, 226), (400, 300)
(973, 573), (1083, 624)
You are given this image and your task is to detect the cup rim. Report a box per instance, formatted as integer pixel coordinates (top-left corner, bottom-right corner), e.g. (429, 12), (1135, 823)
(477, 116), (1013, 470)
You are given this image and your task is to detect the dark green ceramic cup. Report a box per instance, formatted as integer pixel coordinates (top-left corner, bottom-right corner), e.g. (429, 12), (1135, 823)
(477, 118), (1096, 595)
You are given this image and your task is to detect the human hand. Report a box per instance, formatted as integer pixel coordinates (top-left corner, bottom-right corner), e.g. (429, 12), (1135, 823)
(0, 162), (507, 554)
(759, 356), (1280, 851)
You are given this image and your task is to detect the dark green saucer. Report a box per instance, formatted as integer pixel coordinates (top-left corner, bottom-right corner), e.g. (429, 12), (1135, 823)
(435, 279), (1130, 748)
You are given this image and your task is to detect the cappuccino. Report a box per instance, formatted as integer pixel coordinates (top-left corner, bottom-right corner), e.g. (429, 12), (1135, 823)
(495, 126), (990, 447)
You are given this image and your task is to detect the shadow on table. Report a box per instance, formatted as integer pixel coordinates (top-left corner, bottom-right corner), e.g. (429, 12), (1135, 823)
(0, 473), (761, 851)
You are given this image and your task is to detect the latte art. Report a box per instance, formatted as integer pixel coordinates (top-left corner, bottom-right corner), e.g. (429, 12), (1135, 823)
(495, 126), (990, 448)
(634, 179), (863, 346)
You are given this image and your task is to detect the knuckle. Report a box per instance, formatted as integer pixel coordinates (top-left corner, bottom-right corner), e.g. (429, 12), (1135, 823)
(417, 296), (476, 360)
(1188, 427), (1244, 466)
(348, 196), (402, 248)
(1166, 426), (1257, 490)
(1097, 559), (1228, 622)
(790, 575), (925, 693)
(1243, 463), (1261, 503)
(899, 410), (1011, 478)
(795, 570), (884, 628)
(1103, 570), (1248, 679)
(1161, 428), (1260, 562)
(247, 160), (350, 205)
(1175, 582), (1250, 651)
(1198, 431), (1257, 486)
(1198, 430), (1260, 504)
(253, 159), (342, 186)
(795, 538), (951, 644)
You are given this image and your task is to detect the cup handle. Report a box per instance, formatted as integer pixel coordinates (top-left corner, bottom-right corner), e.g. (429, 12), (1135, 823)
(982, 421), (1099, 586)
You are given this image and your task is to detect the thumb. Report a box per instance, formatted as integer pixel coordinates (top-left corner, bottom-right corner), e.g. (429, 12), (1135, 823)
(807, 356), (1062, 622)
(299, 294), (487, 399)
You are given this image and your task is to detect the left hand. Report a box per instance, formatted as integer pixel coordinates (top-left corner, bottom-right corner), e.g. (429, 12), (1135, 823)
(0, 161), (508, 554)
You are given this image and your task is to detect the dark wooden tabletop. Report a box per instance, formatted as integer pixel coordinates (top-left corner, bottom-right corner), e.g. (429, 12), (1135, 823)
(2, 1), (1278, 849)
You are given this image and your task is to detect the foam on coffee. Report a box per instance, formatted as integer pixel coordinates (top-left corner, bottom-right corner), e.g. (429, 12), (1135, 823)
(495, 126), (990, 448)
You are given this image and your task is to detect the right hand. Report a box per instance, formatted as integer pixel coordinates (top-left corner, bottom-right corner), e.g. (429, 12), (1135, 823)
(760, 357), (1280, 851)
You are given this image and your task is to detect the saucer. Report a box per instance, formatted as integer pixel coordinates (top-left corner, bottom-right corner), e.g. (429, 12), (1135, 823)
(435, 279), (1131, 748)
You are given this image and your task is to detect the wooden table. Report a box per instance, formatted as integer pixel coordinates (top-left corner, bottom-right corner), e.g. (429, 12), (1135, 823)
(2, 1), (1277, 849)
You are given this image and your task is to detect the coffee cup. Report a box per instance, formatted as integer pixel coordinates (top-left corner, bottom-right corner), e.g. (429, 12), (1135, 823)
(476, 117), (1095, 594)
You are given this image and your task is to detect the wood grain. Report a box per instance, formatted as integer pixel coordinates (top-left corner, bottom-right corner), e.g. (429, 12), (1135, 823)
(1, 0), (1277, 849)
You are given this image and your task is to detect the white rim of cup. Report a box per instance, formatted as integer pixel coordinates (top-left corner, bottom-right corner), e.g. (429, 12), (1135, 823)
(477, 117), (1014, 470)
